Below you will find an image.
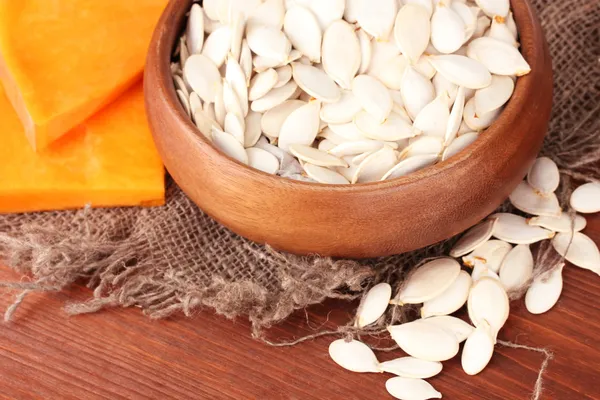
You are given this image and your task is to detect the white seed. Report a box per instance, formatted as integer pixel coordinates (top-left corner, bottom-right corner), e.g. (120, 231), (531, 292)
(291, 62), (342, 103)
(216, 0), (231, 24)
(247, 0), (285, 29)
(176, 89), (191, 117)
(467, 37), (531, 76)
(202, 26), (232, 67)
(413, 91), (451, 138)
(308, 0), (345, 30)
(371, 55), (409, 91)
(329, 122), (367, 141)
(381, 154), (438, 180)
(431, 3), (466, 54)
(445, 86), (466, 146)
(394, 4), (431, 64)
(173, 74), (189, 98)
(467, 277), (510, 338)
(328, 339), (380, 373)
(387, 320), (460, 362)
(240, 40), (253, 85)
(352, 146), (398, 183)
(475, 0), (509, 18)
(472, 15), (492, 40)
(203, 0), (220, 21)
(357, 29), (373, 74)
(378, 357), (442, 379)
(189, 92), (203, 116)
(329, 140), (390, 157)
(355, 111), (417, 142)
(442, 132), (479, 161)
(463, 98), (502, 130)
(274, 65), (293, 88)
(525, 264), (564, 315)
(499, 244), (534, 292)
(224, 112), (245, 144)
(356, 283), (392, 328)
(401, 67), (436, 120)
(351, 151), (375, 167)
(204, 102), (217, 123)
(509, 181), (562, 217)
(249, 69), (279, 101)
(386, 377), (442, 400)
(488, 15), (519, 47)
(229, 0), (262, 20)
(552, 232), (600, 275)
(223, 80), (244, 117)
(244, 111), (262, 147)
(179, 37), (190, 70)
(246, 147), (280, 174)
(570, 183), (600, 214)
(229, 11), (246, 62)
(321, 20), (361, 89)
(289, 144), (347, 167)
(278, 100), (321, 152)
(475, 75), (515, 115)
(226, 55), (249, 115)
(450, 219), (497, 257)
(211, 126), (249, 164)
(462, 239), (513, 273)
(318, 139), (336, 152)
(433, 73), (459, 104)
(184, 54), (223, 103)
(253, 55), (284, 72)
(356, 0), (398, 40)
(304, 164), (350, 184)
(194, 109), (220, 140)
(367, 40), (401, 78)
(399, 136), (444, 160)
(414, 55), (437, 80)
(186, 4), (205, 55)
(353, 75), (393, 123)
(336, 155), (362, 181)
(492, 213), (555, 244)
(505, 12), (518, 38)
(420, 315), (475, 343)
(421, 271), (472, 318)
(528, 157), (561, 195)
(320, 90), (363, 124)
(429, 55), (492, 89)
(284, 6), (322, 63)
(461, 321), (495, 376)
(471, 263), (500, 283)
(404, 0), (433, 17)
(246, 25), (291, 62)
(344, 0), (361, 22)
(397, 258), (462, 304)
(251, 81), (299, 112)
(261, 100), (306, 137)
(527, 214), (587, 234)
(451, 2), (477, 42)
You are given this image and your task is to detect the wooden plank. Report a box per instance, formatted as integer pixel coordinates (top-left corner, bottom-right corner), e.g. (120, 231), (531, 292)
(0, 214), (598, 399)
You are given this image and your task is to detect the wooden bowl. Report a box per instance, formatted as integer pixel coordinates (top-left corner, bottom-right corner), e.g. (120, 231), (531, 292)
(144, 0), (553, 258)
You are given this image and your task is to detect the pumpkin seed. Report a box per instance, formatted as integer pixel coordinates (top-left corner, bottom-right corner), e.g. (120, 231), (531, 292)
(394, 4), (431, 64)
(304, 163), (350, 184)
(387, 320), (460, 362)
(223, 80), (244, 118)
(445, 86), (466, 145)
(244, 111), (262, 147)
(368, 39), (401, 78)
(401, 66), (436, 120)
(186, 4), (205, 55)
(528, 157), (561, 195)
(570, 183), (600, 214)
(284, 5), (322, 63)
(261, 100), (306, 137)
(251, 81), (299, 112)
(224, 112), (246, 144)
(226, 55), (249, 115)
(274, 65), (293, 88)
(475, 75), (515, 115)
(328, 339), (380, 373)
(414, 55), (437, 79)
(289, 144), (348, 167)
(214, 83), (227, 127)
(353, 75), (393, 123)
(525, 264), (564, 315)
(488, 15), (519, 47)
(246, 25), (291, 62)
(184, 54), (223, 103)
(404, 0), (433, 17)
(413, 91), (451, 137)
(189, 92), (203, 116)
(433, 73), (459, 105)
(211, 126), (249, 164)
(491, 213), (555, 244)
(463, 98), (501, 130)
(396, 258), (462, 304)
(462, 239), (513, 272)
(356, 283), (392, 328)
(378, 357), (442, 379)
(451, 2), (477, 42)
(194, 109), (219, 140)
(278, 100), (321, 151)
(461, 320), (495, 376)
(229, 0), (262, 20)
(381, 154), (438, 180)
(372, 55), (409, 91)
(442, 131), (479, 161)
(431, 3), (466, 54)
(229, 11), (246, 62)
(499, 244), (534, 292)
(509, 181), (562, 217)
(308, 0), (345, 30)
(421, 271), (472, 318)
(420, 315), (475, 343)
(329, 122), (366, 141)
(203, 0), (220, 21)
(467, 277), (510, 338)
(355, 111), (417, 142)
(176, 89), (191, 117)
(344, 0), (361, 22)
(467, 37), (531, 76)
(240, 40), (253, 85)
(202, 26), (232, 68)
(386, 377), (442, 400)
(399, 136), (444, 160)
(320, 90), (363, 124)
(471, 263), (500, 282)
(356, 0), (398, 40)
(450, 219), (497, 258)
(352, 146), (398, 183)
(247, 0), (285, 30)
(291, 62), (342, 103)
(318, 139), (336, 152)
(329, 140), (389, 157)
(429, 55), (492, 89)
(475, 0), (509, 18)
(357, 29), (373, 74)
(527, 214), (587, 234)
(249, 68), (279, 101)
(246, 147), (280, 174)
(552, 232), (600, 275)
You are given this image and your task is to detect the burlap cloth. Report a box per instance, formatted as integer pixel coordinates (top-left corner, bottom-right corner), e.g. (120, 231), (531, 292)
(0, 0), (599, 340)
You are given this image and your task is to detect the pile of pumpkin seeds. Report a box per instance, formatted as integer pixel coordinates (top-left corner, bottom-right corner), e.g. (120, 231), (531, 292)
(329, 162), (600, 399)
(172, 0), (531, 184)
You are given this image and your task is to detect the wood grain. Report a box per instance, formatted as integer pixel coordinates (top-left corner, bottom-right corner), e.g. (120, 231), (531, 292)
(0, 214), (598, 399)
(143, 0), (553, 258)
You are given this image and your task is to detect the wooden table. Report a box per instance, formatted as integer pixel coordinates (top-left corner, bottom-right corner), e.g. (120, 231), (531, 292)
(0, 214), (599, 400)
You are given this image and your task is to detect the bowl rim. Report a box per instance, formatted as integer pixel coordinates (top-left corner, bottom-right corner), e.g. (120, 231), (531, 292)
(154, 0), (543, 194)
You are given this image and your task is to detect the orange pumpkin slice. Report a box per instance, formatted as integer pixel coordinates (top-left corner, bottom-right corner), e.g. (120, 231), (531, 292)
(0, 0), (167, 150)
(0, 82), (165, 213)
